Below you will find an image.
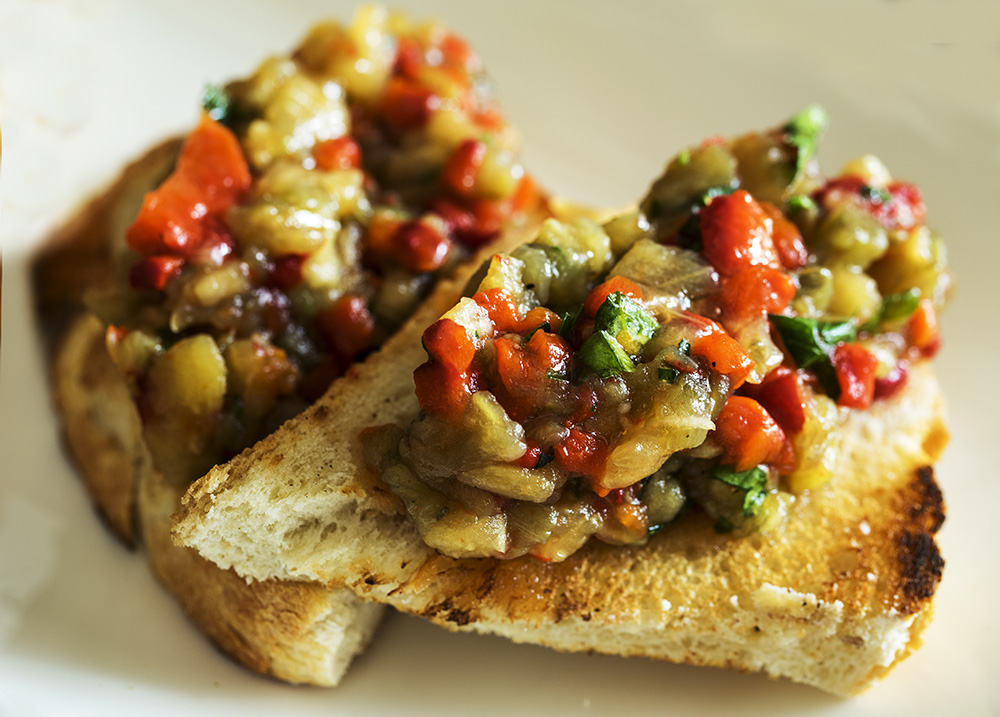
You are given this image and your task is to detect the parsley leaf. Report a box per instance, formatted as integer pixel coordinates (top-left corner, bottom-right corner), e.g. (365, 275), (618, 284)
(710, 465), (769, 517)
(577, 330), (635, 377)
(769, 314), (856, 399)
(201, 84), (231, 124)
(783, 105), (828, 180)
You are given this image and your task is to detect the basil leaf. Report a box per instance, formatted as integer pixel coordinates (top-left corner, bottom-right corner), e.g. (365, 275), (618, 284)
(577, 330), (634, 377)
(658, 365), (680, 383)
(784, 105), (827, 179)
(860, 289), (921, 333)
(769, 314), (855, 399)
(558, 308), (580, 341)
(595, 292), (657, 345)
(523, 322), (551, 343)
(201, 84), (231, 123)
(710, 465), (768, 517)
(770, 315), (855, 369)
(860, 184), (891, 204)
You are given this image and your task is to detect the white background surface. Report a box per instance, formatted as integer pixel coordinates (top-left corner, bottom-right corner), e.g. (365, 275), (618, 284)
(2, 0), (998, 714)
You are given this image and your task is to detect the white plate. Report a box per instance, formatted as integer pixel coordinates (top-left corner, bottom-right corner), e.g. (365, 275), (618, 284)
(2, 1), (998, 714)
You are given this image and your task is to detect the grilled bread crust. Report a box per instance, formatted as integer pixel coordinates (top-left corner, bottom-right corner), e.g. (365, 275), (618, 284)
(33, 146), (384, 685)
(175, 264), (948, 696)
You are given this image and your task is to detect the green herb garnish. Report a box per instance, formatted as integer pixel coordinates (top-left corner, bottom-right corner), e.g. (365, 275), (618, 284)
(783, 105), (828, 180)
(201, 84), (231, 123)
(545, 369), (570, 382)
(862, 288), (921, 333)
(594, 292), (657, 352)
(658, 365), (680, 383)
(710, 465), (769, 517)
(558, 309), (580, 341)
(860, 184), (892, 204)
(577, 330), (635, 377)
(769, 314), (856, 398)
(524, 322), (551, 343)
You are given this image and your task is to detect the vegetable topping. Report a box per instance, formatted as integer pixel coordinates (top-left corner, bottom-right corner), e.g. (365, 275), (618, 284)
(374, 108), (951, 562)
(92, 7), (548, 478)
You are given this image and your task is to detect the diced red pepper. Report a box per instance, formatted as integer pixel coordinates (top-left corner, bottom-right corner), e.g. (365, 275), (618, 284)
(521, 306), (562, 335)
(692, 329), (754, 389)
(832, 343), (879, 409)
(583, 276), (644, 318)
(127, 114), (250, 256)
(269, 254), (307, 290)
(393, 218), (452, 273)
(755, 366), (807, 435)
(698, 189), (780, 277)
(509, 174), (542, 215)
(874, 358), (910, 400)
(515, 439), (543, 469)
(128, 255), (185, 291)
(760, 201), (809, 269)
(714, 395), (787, 472)
(473, 288), (523, 334)
(312, 136), (362, 171)
(413, 361), (476, 420)
(718, 265), (796, 326)
(421, 318), (476, 373)
(442, 139), (487, 196)
(393, 37), (425, 79)
(315, 294), (377, 362)
(815, 176), (927, 232)
(492, 330), (572, 421)
(555, 428), (608, 481)
(378, 77), (440, 130)
(909, 298), (940, 356)
(438, 33), (480, 75)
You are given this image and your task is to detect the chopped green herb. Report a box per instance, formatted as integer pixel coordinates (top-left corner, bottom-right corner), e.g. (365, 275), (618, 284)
(860, 184), (892, 204)
(710, 465), (768, 517)
(783, 105), (827, 180)
(201, 84), (231, 123)
(769, 314), (856, 398)
(658, 365), (680, 383)
(558, 309), (580, 341)
(770, 315), (855, 369)
(860, 288), (921, 333)
(545, 369), (570, 382)
(698, 185), (738, 207)
(678, 338), (692, 355)
(676, 149), (691, 167)
(523, 322), (551, 343)
(536, 450), (555, 468)
(577, 330), (635, 377)
(594, 292), (657, 352)
(787, 194), (816, 212)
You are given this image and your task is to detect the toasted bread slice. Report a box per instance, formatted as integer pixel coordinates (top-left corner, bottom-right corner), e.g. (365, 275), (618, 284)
(174, 259), (948, 695)
(34, 142), (385, 684)
(53, 312), (383, 683)
(35, 141), (562, 686)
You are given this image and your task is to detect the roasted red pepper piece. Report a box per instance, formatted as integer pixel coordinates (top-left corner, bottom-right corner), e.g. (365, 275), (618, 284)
(127, 114), (250, 256)
(698, 189), (780, 276)
(555, 428), (608, 481)
(583, 276), (643, 318)
(832, 343), (878, 409)
(312, 136), (362, 170)
(714, 395), (787, 472)
(315, 294), (377, 362)
(755, 366), (807, 435)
